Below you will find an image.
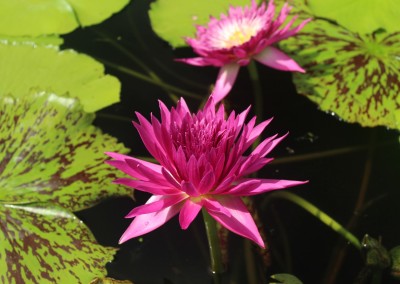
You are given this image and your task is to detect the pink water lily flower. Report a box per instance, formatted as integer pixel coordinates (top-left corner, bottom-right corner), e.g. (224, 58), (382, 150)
(106, 97), (306, 247)
(178, 0), (310, 103)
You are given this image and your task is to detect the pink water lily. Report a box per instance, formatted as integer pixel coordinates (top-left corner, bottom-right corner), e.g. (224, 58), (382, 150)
(106, 97), (306, 247)
(178, 0), (310, 103)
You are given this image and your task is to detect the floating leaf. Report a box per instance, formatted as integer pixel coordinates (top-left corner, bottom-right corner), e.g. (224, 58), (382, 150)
(90, 277), (134, 284)
(270, 273), (303, 284)
(0, 92), (131, 212)
(0, 0), (130, 36)
(0, 42), (120, 112)
(279, 19), (400, 129)
(149, 0), (258, 48)
(307, 0), (400, 34)
(0, 202), (116, 283)
(0, 35), (63, 46)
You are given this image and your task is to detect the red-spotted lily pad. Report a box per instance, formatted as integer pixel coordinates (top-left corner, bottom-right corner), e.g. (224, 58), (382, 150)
(0, 0), (130, 36)
(0, 203), (117, 283)
(0, 92), (131, 282)
(279, 19), (400, 129)
(307, 0), (400, 35)
(0, 41), (120, 112)
(0, 92), (131, 211)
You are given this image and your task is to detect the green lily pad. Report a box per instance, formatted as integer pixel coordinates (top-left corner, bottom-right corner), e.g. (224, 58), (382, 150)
(149, 0), (259, 48)
(279, 19), (400, 129)
(0, 0), (130, 36)
(0, 92), (131, 211)
(0, 42), (120, 112)
(0, 202), (116, 283)
(307, 0), (400, 34)
(0, 35), (63, 46)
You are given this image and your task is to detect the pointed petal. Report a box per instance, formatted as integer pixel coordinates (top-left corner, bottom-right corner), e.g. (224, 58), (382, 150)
(212, 63), (240, 104)
(106, 157), (163, 181)
(182, 181), (199, 196)
(254, 46), (305, 73)
(175, 57), (212, 66)
(119, 203), (182, 243)
(246, 118), (273, 145)
(125, 194), (187, 218)
(252, 133), (286, 158)
(221, 179), (261, 195)
(179, 199), (203, 229)
(113, 178), (178, 195)
(206, 196), (265, 248)
(229, 178), (308, 196)
(198, 169), (216, 194)
(202, 198), (231, 217)
(161, 167), (181, 188)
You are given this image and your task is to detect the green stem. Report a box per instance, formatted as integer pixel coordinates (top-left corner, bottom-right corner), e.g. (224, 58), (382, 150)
(267, 191), (361, 250)
(247, 61), (264, 123)
(100, 58), (202, 100)
(93, 29), (179, 102)
(202, 209), (224, 284)
(244, 239), (258, 284)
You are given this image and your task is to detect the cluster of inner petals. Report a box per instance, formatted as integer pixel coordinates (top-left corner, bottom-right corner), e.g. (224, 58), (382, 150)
(170, 112), (233, 160)
(209, 16), (265, 49)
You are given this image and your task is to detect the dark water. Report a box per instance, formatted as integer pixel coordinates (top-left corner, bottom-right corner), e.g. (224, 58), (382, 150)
(66, 1), (400, 283)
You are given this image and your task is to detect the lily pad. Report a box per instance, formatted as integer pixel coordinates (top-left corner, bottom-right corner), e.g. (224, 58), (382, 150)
(0, 92), (131, 211)
(149, 0), (259, 48)
(279, 19), (400, 129)
(0, 35), (63, 46)
(307, 0), (400, 34)
(0, 0), (130, 36)
(0, 42), (120, 112)
(0, 202), (117, 283)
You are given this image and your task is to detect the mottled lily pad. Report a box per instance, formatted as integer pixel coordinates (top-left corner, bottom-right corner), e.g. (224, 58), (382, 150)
(0, 0), (130, 36)
(0, 92), (131, 211)
(0, 202), (117, 283)
(0, 42), (120, 112)
(307, 0), (400, 34)
(279, 19), (400, 129)
(149, 0), (259, 48)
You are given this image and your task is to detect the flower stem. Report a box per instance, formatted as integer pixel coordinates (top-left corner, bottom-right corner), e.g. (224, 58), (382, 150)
(202, 209), (224, 284)
(99, 58), (202, 100)
(247, 61), (263, 123)
(266, 191), (362, 250)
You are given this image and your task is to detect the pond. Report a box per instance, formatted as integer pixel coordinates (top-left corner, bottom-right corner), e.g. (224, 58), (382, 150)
(38, 0), (400, 283)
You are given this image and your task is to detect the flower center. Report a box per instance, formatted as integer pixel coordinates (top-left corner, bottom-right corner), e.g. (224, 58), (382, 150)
(209, 17), (264, 49)
(226, 28), (255, 47)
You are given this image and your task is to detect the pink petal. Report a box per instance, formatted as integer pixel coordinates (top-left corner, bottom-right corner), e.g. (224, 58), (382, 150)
(119, 203), (183, 244)
(206, 196), (265, 248)
(125, 194), (187, 218)
(252, 133), (287, 158)
(254, 46), (305, 73)
(179, 199), (203, 229)
(246, 118), (273, 145)
(211, 63), (240, 104)
(202, 198), (231, 217)
(198, 169), (216, 194)
(162, 167), (181, 188)
(175, 57), (212, 66)
(229, 178), (308, 196)
(113, 178), (178, 195)
(124, 158), (165, 181)
(182, 181), (199, 196)
(106, 157), (163, 181)
(220, 179), (261, 195)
